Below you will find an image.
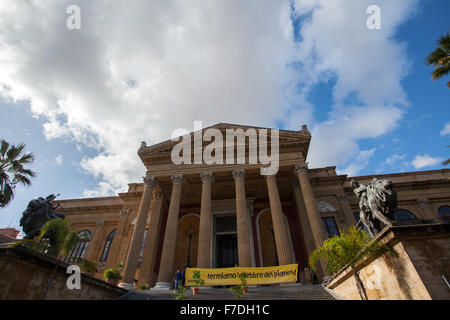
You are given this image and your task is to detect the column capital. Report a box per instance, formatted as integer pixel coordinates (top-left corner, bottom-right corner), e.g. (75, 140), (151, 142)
(171, 174), (184, 185)
(143, 175), (159, 188)
(200, 172), (214, 182)
(96, 220), (105, 227)
(294, 163), (309, 175)
(232, 168), (246, 180)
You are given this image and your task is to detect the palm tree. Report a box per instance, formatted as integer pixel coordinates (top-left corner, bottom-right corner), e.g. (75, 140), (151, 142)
(10, 217), (84, 299)
(426, 33), (450, 88)
(443, 146), (450, 166)
(0, 139), (36, 208)
(10, 217), (81, 259)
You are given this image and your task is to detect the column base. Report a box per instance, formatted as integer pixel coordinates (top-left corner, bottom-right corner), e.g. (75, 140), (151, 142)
(118, 282), (134, 291)
(150, 282), (172, 291)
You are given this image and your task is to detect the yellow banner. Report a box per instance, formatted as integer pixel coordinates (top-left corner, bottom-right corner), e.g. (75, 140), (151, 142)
(185, 264), (298, 286)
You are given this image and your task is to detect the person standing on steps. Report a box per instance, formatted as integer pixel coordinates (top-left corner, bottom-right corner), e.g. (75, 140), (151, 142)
(173, 269), (182, 290)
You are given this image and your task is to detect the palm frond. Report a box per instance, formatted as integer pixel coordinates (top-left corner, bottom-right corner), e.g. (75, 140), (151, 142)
(0, 140), (9, 158)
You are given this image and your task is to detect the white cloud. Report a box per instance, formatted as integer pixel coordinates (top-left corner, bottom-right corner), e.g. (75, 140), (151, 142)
(411, 154), (443, 169)
(0, 0), (418, 194)
(290, 0), (417, 175)
(441, 123), (450, 136)
(54, 155), (64, 166)
(337, 148), (376, 177)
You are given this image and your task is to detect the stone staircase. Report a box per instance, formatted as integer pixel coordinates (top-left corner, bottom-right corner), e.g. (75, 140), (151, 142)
(115, 284), (336, 300)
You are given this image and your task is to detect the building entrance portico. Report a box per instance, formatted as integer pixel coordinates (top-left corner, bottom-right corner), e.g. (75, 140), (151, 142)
(85, 123), (340, 290)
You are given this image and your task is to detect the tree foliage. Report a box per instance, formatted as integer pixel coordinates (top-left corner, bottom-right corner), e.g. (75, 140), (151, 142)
(10, 217), (80, 259)
(308, 226), (395, 275)
(0, 139), (36, 208)
(426, 33), (450, 88)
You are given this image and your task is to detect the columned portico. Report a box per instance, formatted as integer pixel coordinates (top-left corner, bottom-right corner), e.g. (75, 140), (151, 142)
(119, 174), (158, 290)
(154, 174), (184, 289)
(265, 174), (294, 265)
(232, 169), (253, 267)
(197, 172), (213, 268)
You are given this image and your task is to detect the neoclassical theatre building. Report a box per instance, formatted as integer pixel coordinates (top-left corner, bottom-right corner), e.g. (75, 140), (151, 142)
(57, 123), (450, 289)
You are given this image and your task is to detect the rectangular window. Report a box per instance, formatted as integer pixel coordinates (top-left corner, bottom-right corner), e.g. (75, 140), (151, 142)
(322, 217), (340, 238)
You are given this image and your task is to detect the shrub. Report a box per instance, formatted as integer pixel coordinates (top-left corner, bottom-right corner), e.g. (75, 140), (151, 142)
(308, 226), (395, 275)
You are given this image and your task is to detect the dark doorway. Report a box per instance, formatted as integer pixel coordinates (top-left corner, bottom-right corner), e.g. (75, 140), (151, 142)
(216, 234), (238, 268)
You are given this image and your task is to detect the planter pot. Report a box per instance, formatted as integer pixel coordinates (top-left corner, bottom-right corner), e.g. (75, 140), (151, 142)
(107, 279), (118, 286)
(243, 286), (248, 294)
(192, 287), (199, 295)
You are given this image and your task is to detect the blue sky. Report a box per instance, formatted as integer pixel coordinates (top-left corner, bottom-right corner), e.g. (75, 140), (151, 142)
(0, 0), (449, 231)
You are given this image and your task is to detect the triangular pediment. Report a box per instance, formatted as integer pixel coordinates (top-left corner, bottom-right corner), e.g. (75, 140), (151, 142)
(138, 122), (311, 170)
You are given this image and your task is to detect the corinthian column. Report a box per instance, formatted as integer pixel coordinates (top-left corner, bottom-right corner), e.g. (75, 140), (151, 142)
(232, 169), (253, 267)
(119, 174), (158, 290)
(294, 163), (326, 248)
(197, 172), (213, 268)
(294, 163), (327, 278)
(265, 174), (294, 266)
(138, 190), (164, 287)
(154, 174), (184, 289)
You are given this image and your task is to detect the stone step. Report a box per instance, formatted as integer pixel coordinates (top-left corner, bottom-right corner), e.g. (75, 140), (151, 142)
(115, 285), (336, 300)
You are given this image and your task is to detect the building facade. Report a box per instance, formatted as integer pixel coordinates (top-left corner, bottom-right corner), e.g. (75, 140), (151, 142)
(57, 124), (450, 289)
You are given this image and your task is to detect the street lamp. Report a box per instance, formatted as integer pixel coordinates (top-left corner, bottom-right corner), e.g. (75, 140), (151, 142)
(185, 224), (196, 268)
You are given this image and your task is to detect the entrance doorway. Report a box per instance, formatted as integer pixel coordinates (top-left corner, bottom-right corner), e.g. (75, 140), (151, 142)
(216, 234), (238, 268)
(214, 215), (238, 268)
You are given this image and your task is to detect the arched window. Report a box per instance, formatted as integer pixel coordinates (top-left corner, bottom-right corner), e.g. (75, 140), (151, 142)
(100, 229), (116, 262)
(438, 206), (450, 224)
(394, 209), (416, 221)
(67, 230), (91, 262)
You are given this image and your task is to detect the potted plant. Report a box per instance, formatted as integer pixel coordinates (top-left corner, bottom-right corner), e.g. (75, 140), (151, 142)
(175, 285), (186, 300)
(241, 272), (248, 293)
(229, 272), (248, 299)
(189, 278), (204, 295)
(103, 263), (123, 285)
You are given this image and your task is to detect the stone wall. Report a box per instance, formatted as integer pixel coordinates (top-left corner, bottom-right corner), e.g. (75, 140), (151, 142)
(325, 224), (450, 300)
(0, 247), (127, 300)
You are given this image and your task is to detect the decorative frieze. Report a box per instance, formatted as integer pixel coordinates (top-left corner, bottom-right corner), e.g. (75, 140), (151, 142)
(416, 198), (429, 209)
(316, 201), (337, 213)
